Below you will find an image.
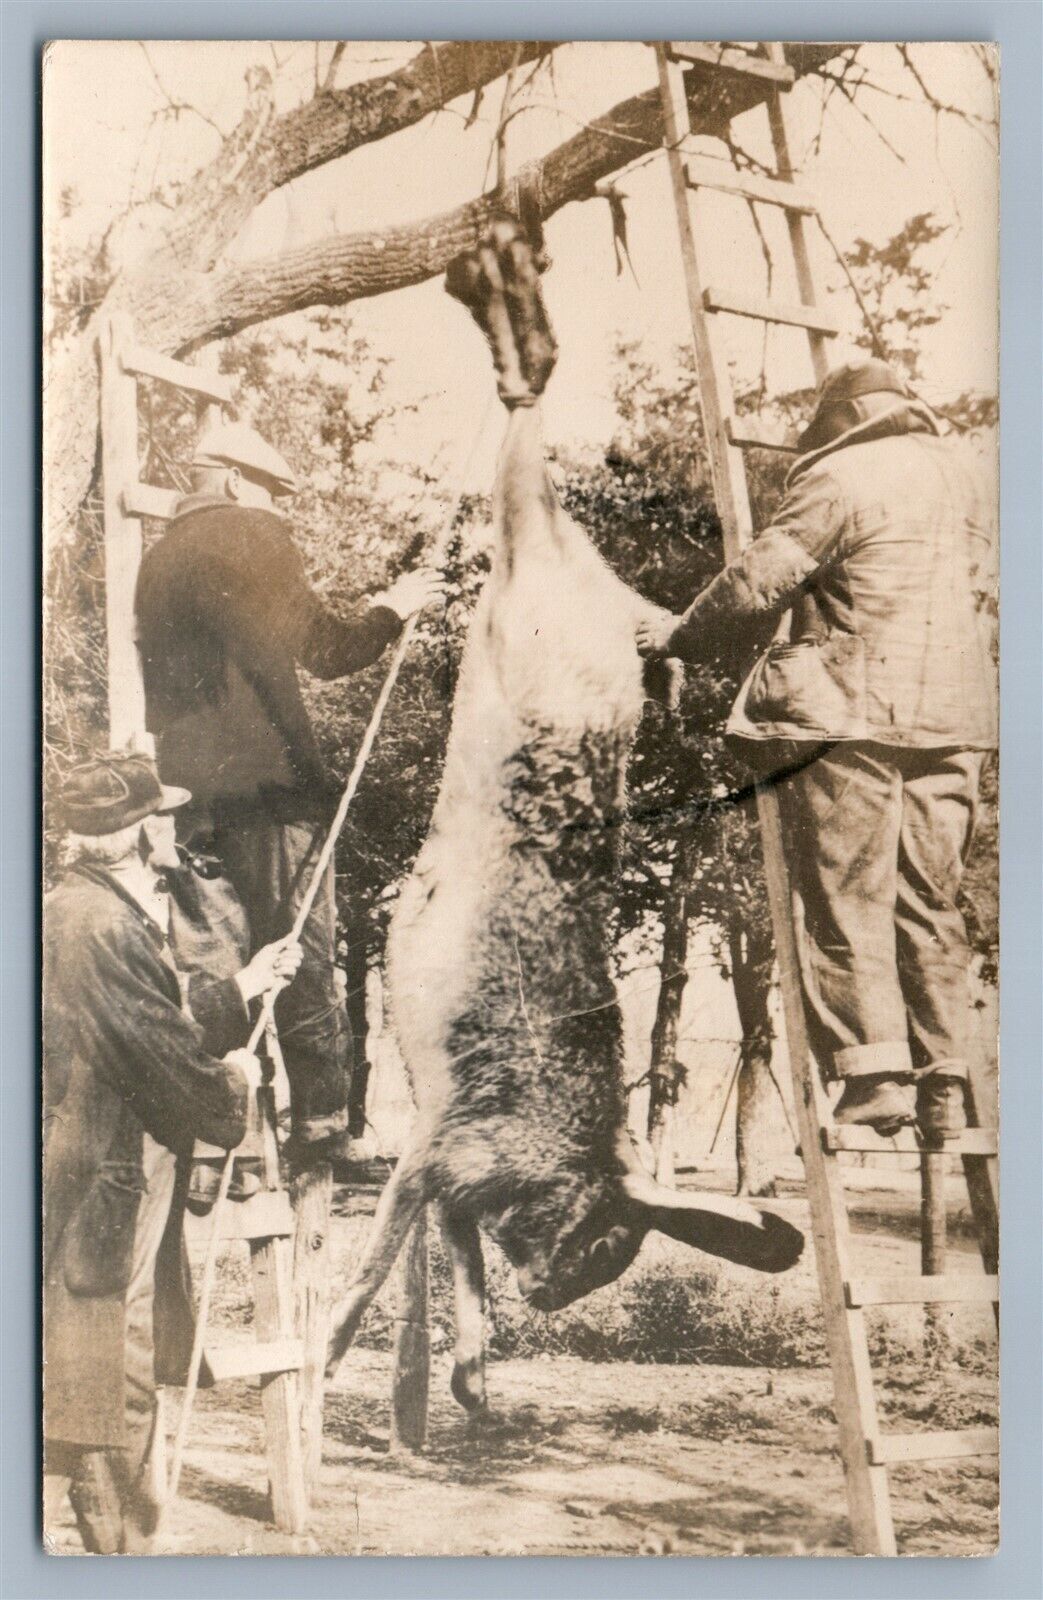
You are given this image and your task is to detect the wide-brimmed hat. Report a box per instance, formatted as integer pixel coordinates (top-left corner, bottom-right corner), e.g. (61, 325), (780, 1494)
(191, 421), (297, 496)
(57, 752), (191, 836)
(797, 358), (909, 456)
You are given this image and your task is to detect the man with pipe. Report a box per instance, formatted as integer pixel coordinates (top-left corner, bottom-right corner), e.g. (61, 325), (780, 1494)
(136, 422), (444, 1180)
(637, 359), (996, 1140)
(43, 752), (302, 1552)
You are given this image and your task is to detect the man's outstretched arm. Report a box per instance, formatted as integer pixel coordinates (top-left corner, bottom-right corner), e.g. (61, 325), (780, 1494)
(637, 465), (847, 663)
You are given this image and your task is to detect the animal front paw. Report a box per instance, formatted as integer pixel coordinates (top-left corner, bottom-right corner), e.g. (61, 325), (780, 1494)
(445, 217), (558, 408)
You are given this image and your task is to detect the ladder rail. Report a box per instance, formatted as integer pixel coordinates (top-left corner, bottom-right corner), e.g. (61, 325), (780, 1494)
(653, 40), (997, 1554)
(96, 319), (316, 1535)
(656, 44), (897, 1550)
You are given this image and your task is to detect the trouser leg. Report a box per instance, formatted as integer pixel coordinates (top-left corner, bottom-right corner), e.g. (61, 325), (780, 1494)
(216, 817), (350, 1142)
(119, 1136), (178, 1552)
(42, 1441), (80, 1547)
(45, 1142), (176, 1554)
(43, 1468), (73, 1531)
(780, 743), (912, 1082)
(895, 748), (985, 1081)
(66, 1451), (126, 1554)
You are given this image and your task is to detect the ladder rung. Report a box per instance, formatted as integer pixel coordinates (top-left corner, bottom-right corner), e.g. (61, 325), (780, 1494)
(725, 416), (799, 453)
(684, 155), (815, 213)
(824, 1126), (998, 1157)
(846, 1274), (998, 1308)
(121, 342), (233, 403)
(204, 1338), (303, 1382)
(667, 43), (795, 86)
(869, 1426), (998, 1466)
(217, 1189), (296, 1241)
(703, 286), (840, 335)
(122, 482), (180, 521)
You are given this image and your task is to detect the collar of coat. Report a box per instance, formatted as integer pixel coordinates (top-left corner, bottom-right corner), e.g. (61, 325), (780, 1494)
(68, 860), (169, 946)
(786, 398), (942, 487)
(171, 491), (288, 522)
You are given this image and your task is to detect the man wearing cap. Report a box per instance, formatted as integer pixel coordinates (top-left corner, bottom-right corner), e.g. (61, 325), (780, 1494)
(44, 753), (302, 1552)
(637, 359), (996, 1138)
(136, 421), (444, 1169)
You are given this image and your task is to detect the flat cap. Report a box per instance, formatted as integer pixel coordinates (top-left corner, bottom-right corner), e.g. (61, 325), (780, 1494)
(797, 358), (909, 455)
(58, 751), (191, 836)
(191, 421), (297, 496)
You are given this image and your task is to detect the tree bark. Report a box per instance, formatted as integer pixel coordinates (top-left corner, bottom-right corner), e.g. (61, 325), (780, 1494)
(729, 921), (780, 1198)
(647, 844), (694, 1182)
(46, 43), (843, 558)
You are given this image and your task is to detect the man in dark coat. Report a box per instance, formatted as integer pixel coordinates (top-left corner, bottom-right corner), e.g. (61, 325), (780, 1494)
(638, 360), (996, 1138)
(43, 752), (301, 1552)
(136, 422), (444, 1168)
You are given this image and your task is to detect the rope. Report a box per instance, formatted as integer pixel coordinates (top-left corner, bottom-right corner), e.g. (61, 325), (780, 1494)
(164, 391), (498, 1519)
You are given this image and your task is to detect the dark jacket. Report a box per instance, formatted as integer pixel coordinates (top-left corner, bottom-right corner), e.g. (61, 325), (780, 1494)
(43, 863), (250, 1447)
(670, 403), (997, 749)
(135, 497), (402, 818)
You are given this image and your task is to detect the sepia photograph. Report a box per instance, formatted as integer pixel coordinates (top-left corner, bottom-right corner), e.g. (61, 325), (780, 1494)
(42, 38), (999, 1558)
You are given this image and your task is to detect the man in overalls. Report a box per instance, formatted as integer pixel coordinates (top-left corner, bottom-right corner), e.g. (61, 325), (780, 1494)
(638, 360), (996, 1138)
(136, 423), (444, 1174)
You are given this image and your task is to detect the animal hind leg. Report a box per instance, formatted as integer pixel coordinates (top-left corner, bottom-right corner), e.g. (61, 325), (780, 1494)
(325, 1134), (432, 1377)
(445, 217), (557, 407)
(439, 1206), (487, 1413)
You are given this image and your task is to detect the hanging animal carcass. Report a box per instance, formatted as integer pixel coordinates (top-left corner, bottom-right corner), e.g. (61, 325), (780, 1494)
(327, 219), (802, 1414)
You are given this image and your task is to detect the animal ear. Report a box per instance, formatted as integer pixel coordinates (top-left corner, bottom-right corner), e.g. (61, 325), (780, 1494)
(621, 1171), (803, 1274)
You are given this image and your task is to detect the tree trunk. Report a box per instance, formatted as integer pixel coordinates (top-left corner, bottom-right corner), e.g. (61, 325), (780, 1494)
(647, 849), (693, 1182)
(729, 921), (780, 1198)
(343, 914), (372, 1140)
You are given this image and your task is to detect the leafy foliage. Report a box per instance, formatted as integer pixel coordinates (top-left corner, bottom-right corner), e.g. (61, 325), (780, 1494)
(844, 211), (949, 382)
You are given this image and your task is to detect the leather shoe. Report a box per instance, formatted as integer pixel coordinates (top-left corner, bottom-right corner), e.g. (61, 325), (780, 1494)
(833, 1075), (916, 1137)
(186, 1158), (263, 1216)
(916, 1075), (967, 1141)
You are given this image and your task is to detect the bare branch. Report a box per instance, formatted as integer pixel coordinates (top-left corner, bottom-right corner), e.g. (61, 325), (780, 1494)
(148, 42), (559, 277)
(321, 42), (347, 95)
(185, 47), (841, 346)
(137, 42), (224, 139)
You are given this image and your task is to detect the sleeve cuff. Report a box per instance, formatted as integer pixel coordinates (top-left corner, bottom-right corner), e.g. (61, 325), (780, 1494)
(367, 602), (404, 639)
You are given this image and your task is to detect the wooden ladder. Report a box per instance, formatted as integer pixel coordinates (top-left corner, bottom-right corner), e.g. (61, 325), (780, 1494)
(97, 313), (330, 1532)
(654, 42), (999, 1555)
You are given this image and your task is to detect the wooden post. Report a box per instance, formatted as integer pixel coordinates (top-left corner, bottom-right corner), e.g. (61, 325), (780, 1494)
(292, 1164), (333, 1498)
(98, 312), (151, 752)
(921, 1154), (949, 1354)
(146, 1387), (168, 1511)
(193, 342), (225, 443)
(390, 1210), (429, 1454)
(249, 1226), (308, 1532)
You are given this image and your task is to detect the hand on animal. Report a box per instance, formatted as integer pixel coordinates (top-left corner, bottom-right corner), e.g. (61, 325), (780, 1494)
(235, 936), (303, 1002)
(374, 566), (447, 621)
(223, 1048), (264, 1093)
(635, 612), (680, 659)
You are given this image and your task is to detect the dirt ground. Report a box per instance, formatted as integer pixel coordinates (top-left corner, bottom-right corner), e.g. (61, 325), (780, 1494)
(47, 1170), (998, 1559)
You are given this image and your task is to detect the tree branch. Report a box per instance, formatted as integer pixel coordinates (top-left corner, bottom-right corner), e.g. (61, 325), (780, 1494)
(47, 44), (843, 552)
(156, 42), (558, 274)
(168, 46), (843, 349)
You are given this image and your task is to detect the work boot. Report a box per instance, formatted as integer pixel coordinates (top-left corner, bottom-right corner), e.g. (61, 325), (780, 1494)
(916, 1075), (968, 1142)
(185, 1157), (263, 1217)
(284, 1128), (377, 1183)
(833, 1075), (916, 1137)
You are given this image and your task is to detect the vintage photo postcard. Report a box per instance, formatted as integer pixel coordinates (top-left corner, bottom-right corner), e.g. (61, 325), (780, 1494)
(42, 40), (998, 1556)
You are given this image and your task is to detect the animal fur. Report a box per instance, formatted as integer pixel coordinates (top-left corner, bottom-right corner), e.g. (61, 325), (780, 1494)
(327, 221), (802, 1418)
